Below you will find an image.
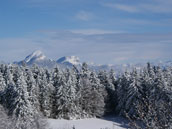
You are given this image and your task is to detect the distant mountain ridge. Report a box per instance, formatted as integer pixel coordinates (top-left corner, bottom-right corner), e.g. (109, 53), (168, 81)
(14, 50), (172, 72)
(16, 50), (81, 68)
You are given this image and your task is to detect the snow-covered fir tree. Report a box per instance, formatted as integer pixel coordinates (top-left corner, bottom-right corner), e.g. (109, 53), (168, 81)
(63, 68), (81, 119)
(89, 71), (105, 117)
(125, 69), (143, 117)
(37, 68), (53, 117)
(0, 72), (6, 92)
(11, 69), (36, 129)
(24, 67), (39, 114)
(98, 70), (116, 114)
(51, 66), (64, 118)
(0, 72), (6, 104)
(116, 71), (130, 116)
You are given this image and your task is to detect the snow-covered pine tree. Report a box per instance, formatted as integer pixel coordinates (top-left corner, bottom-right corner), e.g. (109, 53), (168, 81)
(51, 66), (63, 118)
(116, 71), (130, 116)
(2, 65), (16, 112)
(79, 63), (93, 117)
(146, 62), (156, 93)
(98, 70), (116, 114)
(164, 67), (172, 91)
(72, 65), (81, 98)
(53, 70), (68, 119)
(109, 69), (117, 89)
(10, 69), (36, 129)
(63, 68), (81, 119)
(44, 69), (54, 117)
(38, 68), (53, 117)
(0, 72), (6, 92)
(72, 65), (81, 94)
(24, 67), (39, 113)
(152, 66), (167, 99)
(128, 65), (172, 129)
(3, 65), (15, 88)
(31, 65), (49, 115)
(53, 67), (81, 119)
(0, 72), (6, 104)
(89, 71), (105, 117)
(125, 68), (143, 117)
(81, 62), (91, 78)
(2, 64), (10, 85)
(79, 63), (105, 118)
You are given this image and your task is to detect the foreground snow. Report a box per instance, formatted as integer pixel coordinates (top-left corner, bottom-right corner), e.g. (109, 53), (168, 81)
(47, 116), (129, 129)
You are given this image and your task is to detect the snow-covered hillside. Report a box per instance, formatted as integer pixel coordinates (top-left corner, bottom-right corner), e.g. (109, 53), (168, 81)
(16, 50), (57, 68)
(57, 56), (81, 66)
(47, 117), (129, 129)
(24, 50), (46, 63)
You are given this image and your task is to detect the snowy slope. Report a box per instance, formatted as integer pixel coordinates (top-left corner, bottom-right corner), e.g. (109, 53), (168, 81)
(17, 50), (57, 68)
(24, 50), (46, 63)
(47, 117), (129, 129)
(57, 56), (81, 66)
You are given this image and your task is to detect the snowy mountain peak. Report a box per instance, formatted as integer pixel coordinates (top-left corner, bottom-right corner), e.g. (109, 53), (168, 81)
(57, 56), (81, 65)
(24, 50), (46, 63)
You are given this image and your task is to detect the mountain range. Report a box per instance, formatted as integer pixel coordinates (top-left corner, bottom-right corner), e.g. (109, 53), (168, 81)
(16, 50), (81, 68)
(13, 50), (172, 72)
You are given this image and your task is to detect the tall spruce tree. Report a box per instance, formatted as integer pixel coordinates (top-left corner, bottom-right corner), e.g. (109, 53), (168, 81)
(116, 71), (130, 116)
(125, 69), (143, 117)
(89, 71), (105, 117)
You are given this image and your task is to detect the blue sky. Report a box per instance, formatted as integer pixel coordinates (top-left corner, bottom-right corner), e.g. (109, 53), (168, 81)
(0, 0), (172, 64)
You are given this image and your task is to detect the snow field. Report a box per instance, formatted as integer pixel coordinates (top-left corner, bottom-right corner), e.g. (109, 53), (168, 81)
(48, 117), (129, 129)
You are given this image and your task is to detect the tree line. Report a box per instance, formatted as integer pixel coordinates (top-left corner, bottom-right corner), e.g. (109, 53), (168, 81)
(0, 63), (172, 128)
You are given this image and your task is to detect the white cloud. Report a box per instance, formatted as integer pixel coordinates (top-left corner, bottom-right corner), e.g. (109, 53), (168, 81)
(103, 1), (172, 14)
(75, 11), (93, 21)
(104, 3), (139, 13)
(0, 31), (172, 64)
(140, 4), (172, 13)
(70, 29), (124, 35)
